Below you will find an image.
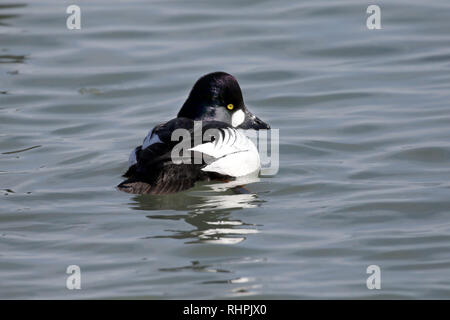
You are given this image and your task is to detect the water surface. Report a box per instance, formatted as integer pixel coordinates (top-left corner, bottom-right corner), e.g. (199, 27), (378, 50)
(1, 0), (450, 299)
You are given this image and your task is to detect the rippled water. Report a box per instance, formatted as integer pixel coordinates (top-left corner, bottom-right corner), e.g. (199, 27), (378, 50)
(1, 0), (450, 299)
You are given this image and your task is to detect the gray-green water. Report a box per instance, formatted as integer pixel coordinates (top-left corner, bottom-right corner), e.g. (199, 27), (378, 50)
(1, 0), (450, 299)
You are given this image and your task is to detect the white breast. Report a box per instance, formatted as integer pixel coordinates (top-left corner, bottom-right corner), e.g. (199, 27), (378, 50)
(189, 128), (260, 177)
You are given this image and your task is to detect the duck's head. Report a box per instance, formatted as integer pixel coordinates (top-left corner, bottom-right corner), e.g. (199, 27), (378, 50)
(177, 72), (270, 130)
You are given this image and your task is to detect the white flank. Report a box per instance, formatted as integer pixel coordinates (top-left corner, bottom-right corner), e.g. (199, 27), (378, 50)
(231, 109), (245, 127)
(142, 128), (162, 149)
(128, 147), (138, 166)
(189, 128), (260, 177)
(128, 128), (163, 166)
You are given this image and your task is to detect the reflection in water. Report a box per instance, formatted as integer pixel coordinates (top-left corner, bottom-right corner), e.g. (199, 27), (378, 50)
(1, 3), (28, 70)
(159, 260), (231, 273)
(130, 181), (265, 296)
(130, 179), (264, 245)
(0, 3), (26, 27)
(0, 54), (26, 64)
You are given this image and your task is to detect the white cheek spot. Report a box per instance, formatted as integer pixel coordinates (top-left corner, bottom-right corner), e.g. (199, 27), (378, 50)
(231, 109), (245, 127)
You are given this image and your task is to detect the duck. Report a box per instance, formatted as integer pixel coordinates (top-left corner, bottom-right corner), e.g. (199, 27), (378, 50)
(117, 71), (270, 194)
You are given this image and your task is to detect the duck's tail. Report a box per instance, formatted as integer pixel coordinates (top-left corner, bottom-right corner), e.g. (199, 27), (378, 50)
(116, 178), (152, 194)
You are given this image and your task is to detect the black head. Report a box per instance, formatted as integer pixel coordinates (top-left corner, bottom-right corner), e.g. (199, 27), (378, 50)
(177, 72), (269, 129)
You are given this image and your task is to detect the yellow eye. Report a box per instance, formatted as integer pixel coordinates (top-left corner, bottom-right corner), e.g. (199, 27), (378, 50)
(227, 104), (234, 110)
